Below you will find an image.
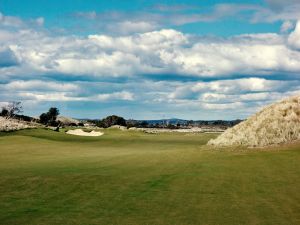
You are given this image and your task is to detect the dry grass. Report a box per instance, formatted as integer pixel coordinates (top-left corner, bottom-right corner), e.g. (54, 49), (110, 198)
(208, 95), (300, 147)
(0, 117), (36, 131)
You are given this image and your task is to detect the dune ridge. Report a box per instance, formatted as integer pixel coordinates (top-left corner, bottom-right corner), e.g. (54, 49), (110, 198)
(208, 95), (300, 147)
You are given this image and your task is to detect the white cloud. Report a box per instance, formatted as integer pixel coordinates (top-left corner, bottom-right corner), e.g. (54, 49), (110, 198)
(280, 20), (295, 33)
(5, 80), (78, 92)
(0, 12), (23, 27)
(164, 77), (300, 114)
(35, 17), (44, 26)
(106, 21), (157, 34)
(96, 91), (134, 101)
(0, 101), (9, 108)
(11, 90), (134, 102)
(169, 78), (298, 100)
(0, 12), (45, 29)
(1, 80), (134, 103)
(1, 10), (300, 119)
(20, 92), (83, 102)
(0, 47), (19, 67)
(2, 25), (300, 79)
(202, 102), (244, 110)
(288, 20), (300, 50)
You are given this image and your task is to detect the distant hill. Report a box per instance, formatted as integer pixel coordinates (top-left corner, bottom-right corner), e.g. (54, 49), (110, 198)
(57, 116), (81, 126)
(131, 118), (242, 127)
(208, 95), (300, 147)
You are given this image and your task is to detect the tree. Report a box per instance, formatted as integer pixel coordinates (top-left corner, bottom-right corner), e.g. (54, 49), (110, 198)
(48, 107), (59, 122)
(1, 101), (23, 118)
(39, 107), (60, 125)
(98, 115), (126, 128)
(140, 121), (148, 128)
(39, 113), (49, 125)
(0, 108), (9, 117)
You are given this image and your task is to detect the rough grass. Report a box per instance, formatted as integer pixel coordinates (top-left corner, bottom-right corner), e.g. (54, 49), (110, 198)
(0, 117), (36, 131)
(0, 129), (300, 225)
(208, 95), (300, 147)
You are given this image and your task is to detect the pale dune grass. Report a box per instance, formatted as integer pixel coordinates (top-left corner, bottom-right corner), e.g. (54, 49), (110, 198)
(208, 95), (300, 147)
(0, 117), (36, 131)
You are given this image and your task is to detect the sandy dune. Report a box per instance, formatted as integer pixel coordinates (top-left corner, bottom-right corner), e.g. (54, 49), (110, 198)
(208, 95), (300, 147)
(66, 129), (104, 136)
(0, 117), (36, 131)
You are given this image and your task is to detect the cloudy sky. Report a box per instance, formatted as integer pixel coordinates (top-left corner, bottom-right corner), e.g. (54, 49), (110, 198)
(1, 0), (300, 120)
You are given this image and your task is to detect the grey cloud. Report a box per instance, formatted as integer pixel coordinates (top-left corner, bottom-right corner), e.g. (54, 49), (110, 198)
(1, 9), (300, 119)
(0, 12), (45, 30)
(0, 12), (23, 27)
(0, 48), (19, 67)
(264, 0), (300, 10)
(2, 26), (300, 80)
(252, 4), (300, 23)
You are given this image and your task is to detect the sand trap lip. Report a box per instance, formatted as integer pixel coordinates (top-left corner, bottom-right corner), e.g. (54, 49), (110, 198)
(66, 129), (104, 137)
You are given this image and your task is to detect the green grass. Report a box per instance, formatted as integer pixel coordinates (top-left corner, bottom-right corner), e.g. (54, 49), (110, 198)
(0, 128), (299, 225)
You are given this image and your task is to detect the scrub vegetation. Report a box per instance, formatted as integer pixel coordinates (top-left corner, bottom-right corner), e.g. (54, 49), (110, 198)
(209, 95), (300, 147)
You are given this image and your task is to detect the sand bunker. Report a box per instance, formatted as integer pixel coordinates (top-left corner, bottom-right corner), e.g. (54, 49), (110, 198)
(66, 129), (104, 137)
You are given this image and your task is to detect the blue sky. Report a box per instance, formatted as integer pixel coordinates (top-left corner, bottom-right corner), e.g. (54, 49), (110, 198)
(0, 0), (280, 36)
(0, 0), (300, 119)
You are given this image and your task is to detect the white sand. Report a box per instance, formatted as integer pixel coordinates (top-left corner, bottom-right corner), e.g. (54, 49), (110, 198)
(66, 129), (104, 136)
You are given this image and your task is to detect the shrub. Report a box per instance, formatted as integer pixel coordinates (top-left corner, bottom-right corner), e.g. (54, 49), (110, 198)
(98, 115), (126, 128)
(0, 108), (9, 117)
(39, 107), (60, 125)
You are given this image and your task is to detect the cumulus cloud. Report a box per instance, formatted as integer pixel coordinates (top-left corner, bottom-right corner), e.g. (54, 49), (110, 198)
(0, 12), (45, 29)
(96, 91), (134, 101)
(0, 48), (19, 67)
(288, 20), (300, 50)
(5, 80), (78, 92)
(1, 9), (300, 119)
(0, 80), (134, 103)
(168, 78), (299, 100)
(159, 77), (300, 114)
(281, 20), (295, 33)
(2, 25), (300, 80)
(202, 101), (244, 110)
(0, 12), (23, 27)
(106, 21), (157, 34)
(1, 90), (134, 103)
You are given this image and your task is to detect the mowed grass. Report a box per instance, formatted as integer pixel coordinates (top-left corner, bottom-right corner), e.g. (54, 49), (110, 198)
(0, 129), (299, 225)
